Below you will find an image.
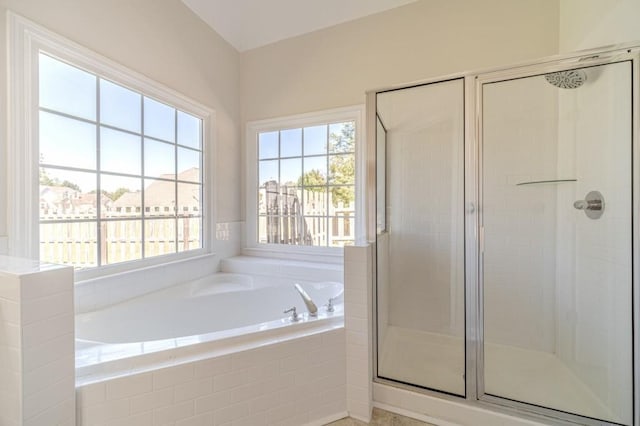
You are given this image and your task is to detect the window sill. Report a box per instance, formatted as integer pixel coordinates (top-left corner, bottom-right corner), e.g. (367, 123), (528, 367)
(242, 246), (344, 265)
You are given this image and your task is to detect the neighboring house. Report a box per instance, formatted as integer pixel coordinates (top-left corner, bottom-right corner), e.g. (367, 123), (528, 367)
(40, 186), (112, 218)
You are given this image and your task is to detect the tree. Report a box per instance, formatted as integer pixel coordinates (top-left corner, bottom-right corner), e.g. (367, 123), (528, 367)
(298, 169), (326, 191)
(39, 168), (82, 192)
(328, 122), (355, 206)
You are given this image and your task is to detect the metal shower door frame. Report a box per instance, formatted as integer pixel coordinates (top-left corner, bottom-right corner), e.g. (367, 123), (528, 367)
(471, 46), (640, 426)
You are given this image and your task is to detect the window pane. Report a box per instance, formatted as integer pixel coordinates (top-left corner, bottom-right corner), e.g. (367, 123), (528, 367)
(303, 216), (327, 246)
(304, 125), (327, 155)
(101, 127), (141, 175)
(178, 217), (201, 252)
(178, 147), (200, 181)
(144, 97), (175, 142)
(39, 111), (96, 170)
(329, 215), (354, 247)
(329, 121), (355, 153)
(39, 168), (96, 220)
(303, 187), (327, 217)
(277, 185), (302, 221)
(145, 218), (176, 257)
(302, 156), (327, 185)
(280, 158), (301, 186)
(330, 186), (355, 214)
(144, 179), (175, 217)
(258, 132), (278, 159)
(101, 220), (142, 265)
(177, 182), (201, 217)
(259, 160), (278, 187)
(328, 154), (355, 185)
(40, 222), (97, 268)
(39, 54), (96, 120)
(177, 111), (201, 149)
(101, 175), (141, 218)
(144, 139), (175, 178)
(100, 79), (141, 133)
(281, 128), (301, 157)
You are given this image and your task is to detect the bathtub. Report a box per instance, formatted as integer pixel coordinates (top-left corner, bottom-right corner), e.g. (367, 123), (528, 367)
(75, 272), (344, 385)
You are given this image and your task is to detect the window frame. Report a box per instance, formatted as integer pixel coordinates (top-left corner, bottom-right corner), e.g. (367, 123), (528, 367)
(245, 106), (365, 261)
(8, 13), (216, 280)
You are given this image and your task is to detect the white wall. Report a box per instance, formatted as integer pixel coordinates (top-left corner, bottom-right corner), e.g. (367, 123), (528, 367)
(559, 0), (640, 53)
(0, 0), (242, 256)
(240, 0), (559, 125)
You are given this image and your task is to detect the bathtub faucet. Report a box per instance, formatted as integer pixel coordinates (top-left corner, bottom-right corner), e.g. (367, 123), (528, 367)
(294, 283), (318, 317)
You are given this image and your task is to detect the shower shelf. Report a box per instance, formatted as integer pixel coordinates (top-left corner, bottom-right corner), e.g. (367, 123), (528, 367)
(516, 179), (577, 186)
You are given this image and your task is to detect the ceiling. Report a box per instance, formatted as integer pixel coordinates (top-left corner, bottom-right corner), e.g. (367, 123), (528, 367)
(181, 0), (418, 52)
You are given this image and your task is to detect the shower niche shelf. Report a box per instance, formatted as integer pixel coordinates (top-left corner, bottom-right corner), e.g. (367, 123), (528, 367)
(516, 179), (577, 186)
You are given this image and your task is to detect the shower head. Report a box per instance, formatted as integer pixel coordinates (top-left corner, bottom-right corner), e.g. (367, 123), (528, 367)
(544, 70), (587, 89)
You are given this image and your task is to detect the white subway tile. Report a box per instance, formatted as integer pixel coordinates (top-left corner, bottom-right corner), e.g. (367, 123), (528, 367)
(214, 401), (251, 424)
(0, 277), (20, 301)
(212, 370), (248, 392)
(249, 392), (280, 414)
(22, 332), (73, 371)
(0, 322), (20, 348)
(21, 291), (73, 325)
(20, 267), (73, 300)
(194, 391), (232, 414)
(153, 364), (195, 389)
(345, 317), (367, 333)
(152, 401), (194, 424)
(193, 356), (232, 378)
(23, 375), (74, 418)
(107, 410), (153, 426)
(24, 397), (75, 426)
(229, 381), (265, 403)
(231, 412), (266, 426)
(22, 313), (74, 349)
(106, 373), (153, 400)
(0, 298), (19, 322)
(77, 383), (106, 407)
(175, 412), (214, 426)
(174, 378), (213, 403)
(247, 360), (278, 382)
(130, 388), (173, 414)
(266, 401), (296, 424)
(80, 397), (130, 424)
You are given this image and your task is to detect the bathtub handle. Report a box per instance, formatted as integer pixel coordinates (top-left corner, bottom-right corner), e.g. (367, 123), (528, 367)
(283, 307), (300, 322)
(325, 297), (336, 313)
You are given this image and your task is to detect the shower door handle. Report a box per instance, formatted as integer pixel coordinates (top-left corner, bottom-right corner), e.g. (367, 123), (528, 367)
(573, 190), (604, 219)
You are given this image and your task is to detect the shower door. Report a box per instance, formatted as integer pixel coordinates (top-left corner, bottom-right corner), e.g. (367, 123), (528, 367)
(375, 78), (465, 396)
(479, 57), (635, 425)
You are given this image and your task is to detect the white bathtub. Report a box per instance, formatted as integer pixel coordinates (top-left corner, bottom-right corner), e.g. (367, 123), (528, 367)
(75, 272), (344, 384)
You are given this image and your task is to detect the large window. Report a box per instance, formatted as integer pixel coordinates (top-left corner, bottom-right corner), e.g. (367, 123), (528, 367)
(38, 53), (204, 269)
(248, 107), (363, 252)
(7, 15), (213, 274)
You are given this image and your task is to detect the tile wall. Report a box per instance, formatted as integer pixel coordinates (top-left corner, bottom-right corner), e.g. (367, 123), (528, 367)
(344, 245), (373, 422)
(0, 256), (75, 426)
(77, 329), (346, 426)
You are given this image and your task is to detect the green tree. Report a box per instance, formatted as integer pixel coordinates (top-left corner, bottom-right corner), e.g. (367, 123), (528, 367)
(328, 122), (355, 206)
(298, 169), (326, 191)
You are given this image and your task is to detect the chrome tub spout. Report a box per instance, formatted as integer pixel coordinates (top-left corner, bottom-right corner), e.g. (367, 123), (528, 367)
(294, 283), (318, 317)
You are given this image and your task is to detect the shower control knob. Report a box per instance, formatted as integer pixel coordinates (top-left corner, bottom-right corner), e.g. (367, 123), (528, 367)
(573, 190), (604, 219)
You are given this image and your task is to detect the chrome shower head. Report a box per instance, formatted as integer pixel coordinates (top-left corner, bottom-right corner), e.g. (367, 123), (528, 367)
(544, 70), (587, 89)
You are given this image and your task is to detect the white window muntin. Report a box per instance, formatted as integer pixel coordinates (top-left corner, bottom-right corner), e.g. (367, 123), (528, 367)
(246, 106), (365, 260)
(8, 13), (215, 280)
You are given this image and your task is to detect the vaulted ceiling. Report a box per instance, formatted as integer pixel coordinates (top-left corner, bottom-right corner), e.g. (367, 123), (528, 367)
(182, 0), (418, 52)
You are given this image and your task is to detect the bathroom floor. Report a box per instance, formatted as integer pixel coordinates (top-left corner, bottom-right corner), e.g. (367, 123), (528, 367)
(326, 408), (434, 425)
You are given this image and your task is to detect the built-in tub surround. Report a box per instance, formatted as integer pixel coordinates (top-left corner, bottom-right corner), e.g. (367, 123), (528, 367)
(75, 258), (348, 425)
(0, 256), (75, 426)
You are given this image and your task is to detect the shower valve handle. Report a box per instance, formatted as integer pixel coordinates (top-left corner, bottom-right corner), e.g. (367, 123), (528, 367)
(573, 190), (604, 219)
(573, 199), (601, 210)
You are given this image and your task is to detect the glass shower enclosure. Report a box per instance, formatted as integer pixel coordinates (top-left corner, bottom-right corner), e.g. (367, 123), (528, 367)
(373, 46), (639, 425)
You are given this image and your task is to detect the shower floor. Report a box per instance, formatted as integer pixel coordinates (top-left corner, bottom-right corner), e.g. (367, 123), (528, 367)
(378, 326), (617, 423)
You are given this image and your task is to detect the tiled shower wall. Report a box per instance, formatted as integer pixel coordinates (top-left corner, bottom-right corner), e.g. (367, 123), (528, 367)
(77, 329), (346, 426)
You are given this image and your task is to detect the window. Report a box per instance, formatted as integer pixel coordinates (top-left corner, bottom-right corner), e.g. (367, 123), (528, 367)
(247, 107), (363, 253)
(37, 53), (204, 269)
(8, 14), (213, 274)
